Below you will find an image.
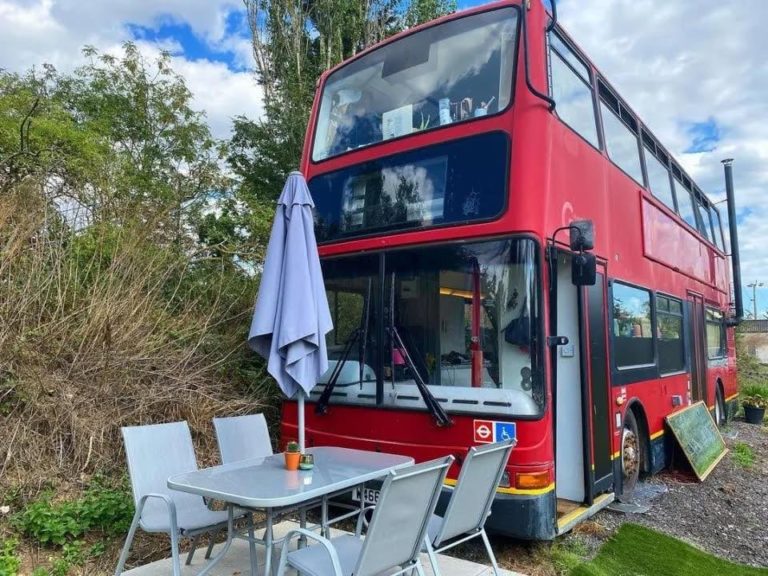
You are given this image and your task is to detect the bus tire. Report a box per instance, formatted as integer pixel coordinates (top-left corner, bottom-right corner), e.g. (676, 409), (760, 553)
(618, 409), (641, 502)
(715, 384), (726, 427)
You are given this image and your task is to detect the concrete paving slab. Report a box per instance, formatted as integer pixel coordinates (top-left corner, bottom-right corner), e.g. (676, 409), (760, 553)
(124, 521), (526, 576)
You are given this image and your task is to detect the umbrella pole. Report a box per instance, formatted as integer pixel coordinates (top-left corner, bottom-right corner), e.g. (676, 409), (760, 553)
(297, 390), (305, 453)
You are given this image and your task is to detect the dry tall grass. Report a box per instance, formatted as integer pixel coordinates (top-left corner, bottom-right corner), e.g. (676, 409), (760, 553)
(0, 186), (269, 497)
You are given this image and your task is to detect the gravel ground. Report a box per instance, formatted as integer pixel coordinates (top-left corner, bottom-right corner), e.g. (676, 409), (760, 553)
(450, 419), (768, 575)
(595, 419), (768, 568)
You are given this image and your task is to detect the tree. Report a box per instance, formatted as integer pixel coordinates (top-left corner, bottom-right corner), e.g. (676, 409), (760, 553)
(231, 0), (456, 206)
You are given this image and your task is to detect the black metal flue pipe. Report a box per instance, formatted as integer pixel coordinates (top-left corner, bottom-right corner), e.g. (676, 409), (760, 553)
(723, 159), (744, 324)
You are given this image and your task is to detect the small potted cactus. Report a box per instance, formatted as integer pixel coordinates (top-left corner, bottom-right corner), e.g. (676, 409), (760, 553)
(284, 441), (301, 470)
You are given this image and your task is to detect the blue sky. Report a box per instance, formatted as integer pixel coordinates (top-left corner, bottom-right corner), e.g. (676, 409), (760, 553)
(1, 0), (766, 316)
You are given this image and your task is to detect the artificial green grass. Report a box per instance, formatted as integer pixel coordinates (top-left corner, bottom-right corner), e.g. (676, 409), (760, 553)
(571, 523), (768, 576)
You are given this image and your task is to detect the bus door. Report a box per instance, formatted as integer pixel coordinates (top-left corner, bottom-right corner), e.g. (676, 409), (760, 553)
(687, 292), (707, 403)
(553, 251), (613, 523)
(553, 252), (586, 507)
(583, 267), (612, 500)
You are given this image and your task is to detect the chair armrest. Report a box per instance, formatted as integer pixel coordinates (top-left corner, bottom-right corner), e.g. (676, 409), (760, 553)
(136, 493), (178, 533)
(355, 505), (377, 536)
(282, 528), (344, 575)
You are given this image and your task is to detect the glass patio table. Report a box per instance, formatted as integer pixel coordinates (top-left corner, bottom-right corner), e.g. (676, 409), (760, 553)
(167, 446), (413, 576)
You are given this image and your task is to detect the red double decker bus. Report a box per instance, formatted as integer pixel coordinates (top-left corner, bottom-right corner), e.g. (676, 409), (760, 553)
(281, 0), (742, 539)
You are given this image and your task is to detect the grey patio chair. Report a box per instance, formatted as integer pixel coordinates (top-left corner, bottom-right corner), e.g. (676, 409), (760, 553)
(114, 421), (250, 576)
(213, 413), (273, 464)
(276, 455), (453, 576)
(424, 439), (515, 576)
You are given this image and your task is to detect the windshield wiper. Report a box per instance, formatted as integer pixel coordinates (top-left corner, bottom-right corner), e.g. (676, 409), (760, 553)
(315, 279), (372, 415)
(388, 272), (452, 428)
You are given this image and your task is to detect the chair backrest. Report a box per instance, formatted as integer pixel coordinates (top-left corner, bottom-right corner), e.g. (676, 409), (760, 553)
(433, 439), (515, 547)
(121, 421), (201, 531)
(213, 414), (272, 464)
(355, 456), (453, 576)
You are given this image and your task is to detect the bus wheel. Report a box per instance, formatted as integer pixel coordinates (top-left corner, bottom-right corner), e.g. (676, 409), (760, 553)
(619, 410), (641, 502)
(715, 386), (726, 427)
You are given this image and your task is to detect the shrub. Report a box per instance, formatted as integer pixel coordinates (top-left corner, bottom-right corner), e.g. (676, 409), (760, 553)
(732, 442), (755, 469)
(740, 383), (768, 409)
(0, 538), (22, 576)
(12, 482), (134, 546)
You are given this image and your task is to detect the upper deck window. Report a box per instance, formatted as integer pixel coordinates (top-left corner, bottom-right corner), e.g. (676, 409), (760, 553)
(599, 83), (643, 185)
(312, 7), (519, 162)
(673, 175), (698, 230)
(710, 207), (725, 251)
(695, 195), (713, 243)
(642, 133), (676, 211)
(548, 32), (599, 147)
(311, 132), (508, 243)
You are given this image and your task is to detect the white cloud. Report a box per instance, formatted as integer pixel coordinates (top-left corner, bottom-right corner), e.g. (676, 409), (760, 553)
(557, 0), (768, 307)
(0, 0), (263, 140)
(173, 58), (264, 140)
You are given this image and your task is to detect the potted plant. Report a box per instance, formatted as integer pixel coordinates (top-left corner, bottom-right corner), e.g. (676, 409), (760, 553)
(284, 441), (301, 470)
(741, 383), (768, 425)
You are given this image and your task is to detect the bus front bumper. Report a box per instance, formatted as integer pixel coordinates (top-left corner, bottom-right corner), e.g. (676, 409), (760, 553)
(436, 486), (557, 540)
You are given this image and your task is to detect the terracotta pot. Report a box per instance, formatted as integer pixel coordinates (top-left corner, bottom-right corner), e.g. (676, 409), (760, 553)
(284, 451), (301, 471)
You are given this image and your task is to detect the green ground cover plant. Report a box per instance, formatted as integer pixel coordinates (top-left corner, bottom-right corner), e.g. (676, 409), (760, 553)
(0, 538), (22, 575)
(733, 441), (756, 468)
(571, 523), (768, 576)
(12, 481), (133, 546)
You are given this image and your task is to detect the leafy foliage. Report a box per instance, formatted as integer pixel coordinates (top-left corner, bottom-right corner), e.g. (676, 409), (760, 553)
(12, 481), (133, 546)
(732, 442), (756, 469)
(740, 383), (768, 409)
(0, 538), (22, 576)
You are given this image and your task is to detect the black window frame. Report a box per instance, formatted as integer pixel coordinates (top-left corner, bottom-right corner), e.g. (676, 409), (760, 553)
(609, 280), (658, 384)
(597, 80), (644, 186)
(656, 294), (686, 375)
(710, 206), (726, 252)
(310, 131), (511, 244)
(693, 191), (713, 242)
(547, 29), (601, 151)
(706, 307), (727, 360)
(641, 130), (678, 212)
(310, 4), (523, 165)
(317, 235), (547, 420)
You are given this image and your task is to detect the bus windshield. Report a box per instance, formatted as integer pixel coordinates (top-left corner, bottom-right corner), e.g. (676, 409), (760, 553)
(314, 238), (544, 418)
(312, 7), (519, 162)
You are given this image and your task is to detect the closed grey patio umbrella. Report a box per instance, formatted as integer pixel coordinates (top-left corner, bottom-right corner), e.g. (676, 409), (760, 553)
(248, 171), (332, 452)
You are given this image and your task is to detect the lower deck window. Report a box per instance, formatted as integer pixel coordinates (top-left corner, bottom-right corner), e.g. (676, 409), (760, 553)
(657, 295), (684, 373)
(612, 283), (654, 368)
(318, 238), (544, 417)
(706, 308), (726, 359)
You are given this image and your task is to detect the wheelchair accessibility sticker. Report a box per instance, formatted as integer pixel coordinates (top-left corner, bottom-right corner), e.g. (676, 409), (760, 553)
(473, 420), (516, 444)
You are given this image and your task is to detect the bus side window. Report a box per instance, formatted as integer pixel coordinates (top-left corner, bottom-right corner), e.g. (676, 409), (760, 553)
(598, 83), (644, 185)
(548, 32), (599, 148)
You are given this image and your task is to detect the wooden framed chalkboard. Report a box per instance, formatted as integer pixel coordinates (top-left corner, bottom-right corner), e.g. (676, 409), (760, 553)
(665, 401), (728, 481)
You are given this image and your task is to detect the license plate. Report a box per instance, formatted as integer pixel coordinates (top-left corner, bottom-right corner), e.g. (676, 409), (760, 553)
(352, 486), (380, 505)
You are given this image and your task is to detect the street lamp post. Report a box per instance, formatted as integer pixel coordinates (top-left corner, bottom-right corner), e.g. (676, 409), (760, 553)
(747, 281), (764, 319)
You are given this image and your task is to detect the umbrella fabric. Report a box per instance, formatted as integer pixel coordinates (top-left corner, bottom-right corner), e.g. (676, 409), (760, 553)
(248, 172), (332, 398)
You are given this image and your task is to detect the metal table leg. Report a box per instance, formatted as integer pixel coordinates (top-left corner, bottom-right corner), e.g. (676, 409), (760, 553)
(321, 495), (330, 538)
(247, 514), (258, 576)
(196, 505), (235, 576)
(298, 507), (307, 549)
(263, 508), (274, 576)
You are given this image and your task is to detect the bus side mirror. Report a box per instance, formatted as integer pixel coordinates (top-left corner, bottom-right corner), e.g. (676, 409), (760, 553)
(572, 253), (596, 286)
(570, 220), (594, 251)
